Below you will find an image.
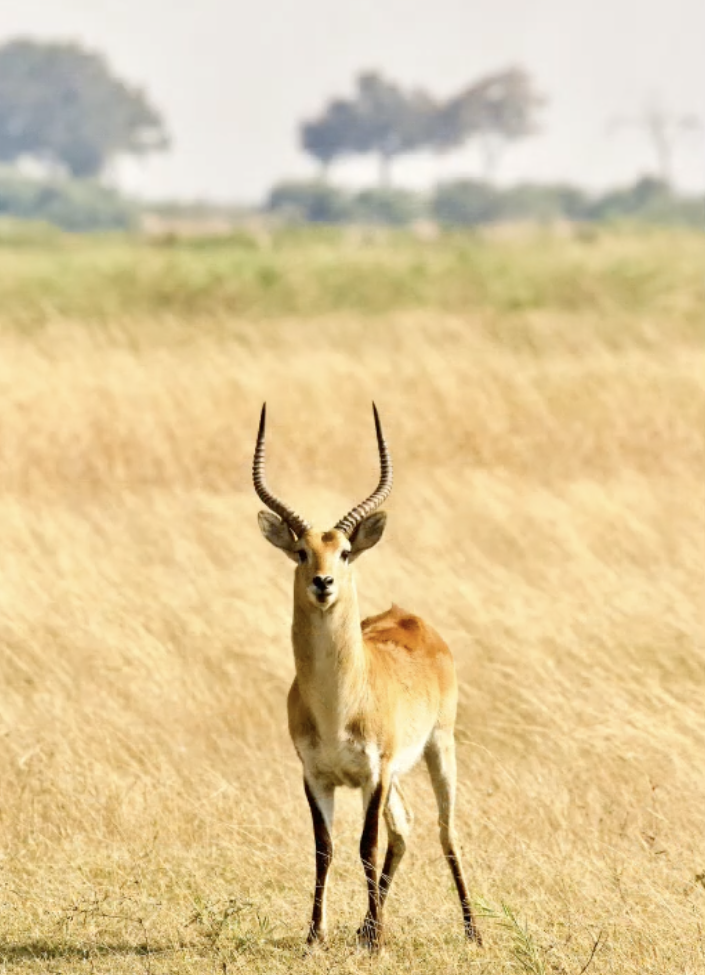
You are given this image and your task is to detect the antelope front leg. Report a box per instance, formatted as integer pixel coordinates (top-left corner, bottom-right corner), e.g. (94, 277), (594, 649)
(304, 777), (335, 944)
(358, 775), (390, 951)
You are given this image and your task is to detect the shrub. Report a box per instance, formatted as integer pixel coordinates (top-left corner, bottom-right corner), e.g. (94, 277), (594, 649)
(431, 180), (502, 226)
(588, 177), (705, 227)
(0, 170), (136, 231)
(266, 180), (354, 223)
(352, 188), (425, 225)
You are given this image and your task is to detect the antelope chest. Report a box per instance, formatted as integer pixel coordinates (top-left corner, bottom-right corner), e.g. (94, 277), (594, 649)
(298, 733), (380, 790)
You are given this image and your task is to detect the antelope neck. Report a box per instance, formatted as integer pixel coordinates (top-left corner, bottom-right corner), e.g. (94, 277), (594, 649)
(291, 583), (368, 732)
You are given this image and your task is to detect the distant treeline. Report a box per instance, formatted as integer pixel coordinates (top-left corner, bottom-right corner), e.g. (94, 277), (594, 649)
(267, 177), (705, 228)
(1, 169), (704, 233)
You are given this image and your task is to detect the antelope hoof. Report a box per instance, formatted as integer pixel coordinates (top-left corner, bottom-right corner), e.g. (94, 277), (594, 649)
(465, 922), (483, 947)
(306, 926), (327, 947)
(357, 915), (383, 952)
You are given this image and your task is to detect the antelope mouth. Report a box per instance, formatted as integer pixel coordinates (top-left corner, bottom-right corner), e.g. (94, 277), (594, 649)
(309, 587), (336, 609)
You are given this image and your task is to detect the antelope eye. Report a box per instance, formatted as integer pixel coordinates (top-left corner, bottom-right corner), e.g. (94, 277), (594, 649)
(297, 550), (308, 564)
(340, 550), (350, 562)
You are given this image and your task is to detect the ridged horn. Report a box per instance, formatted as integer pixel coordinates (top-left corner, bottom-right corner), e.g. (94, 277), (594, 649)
(334, 403), (393, 537)
(252, 404), (311, 538)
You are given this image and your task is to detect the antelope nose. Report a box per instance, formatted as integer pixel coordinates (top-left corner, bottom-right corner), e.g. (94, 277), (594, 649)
(313, 575), (334, 591)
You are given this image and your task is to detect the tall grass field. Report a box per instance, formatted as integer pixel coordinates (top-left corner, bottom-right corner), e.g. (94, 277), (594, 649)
(0, 225), (703, 973)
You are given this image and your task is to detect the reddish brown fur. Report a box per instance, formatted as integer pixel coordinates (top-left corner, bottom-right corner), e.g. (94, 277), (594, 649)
(287, 604), (458, 769)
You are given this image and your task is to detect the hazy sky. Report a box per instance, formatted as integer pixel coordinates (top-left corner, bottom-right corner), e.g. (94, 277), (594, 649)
(3, 0), (705, 202)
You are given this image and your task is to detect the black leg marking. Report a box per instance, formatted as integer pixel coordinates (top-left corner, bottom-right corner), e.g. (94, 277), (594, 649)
(358, 782), (385, 951)
(447, 847), (482, 945)
(304, 779), (333, 944)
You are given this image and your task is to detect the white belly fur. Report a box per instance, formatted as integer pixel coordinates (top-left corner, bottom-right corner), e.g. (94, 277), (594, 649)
(296, 732), (429, 790)
(297, 736), (381, 790)
(390, 738), (427, 777)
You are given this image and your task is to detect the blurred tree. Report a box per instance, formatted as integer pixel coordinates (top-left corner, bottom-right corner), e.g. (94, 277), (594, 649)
(300, 72), (435, 187)
(498, 183), (591, 222)
(300, 99), (360, 180)
(352, 73), (435, 187)
(431, 179), (501, 225)
(0, 169), (136, 230)
(267, 180), (354, 223)
(588, 176), (672, 221)
(0, 39), (168, 178)
(608, 102), (703, 187)
(432, 67), (544, 179)
(353, 187), (425, 225)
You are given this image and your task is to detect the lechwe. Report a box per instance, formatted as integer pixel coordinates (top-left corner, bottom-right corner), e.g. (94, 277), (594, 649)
(253, 403), (482, 950)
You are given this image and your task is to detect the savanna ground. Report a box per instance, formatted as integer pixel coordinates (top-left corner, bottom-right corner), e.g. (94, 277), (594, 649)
(0, 225), (703, 974)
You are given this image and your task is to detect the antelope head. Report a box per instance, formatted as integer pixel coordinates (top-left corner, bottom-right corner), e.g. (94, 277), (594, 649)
(253, 403), (393, 612)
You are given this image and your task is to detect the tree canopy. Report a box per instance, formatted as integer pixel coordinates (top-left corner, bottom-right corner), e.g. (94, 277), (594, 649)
(301, 98), (360, 176)
(301, 72), (435, 186)
(299, 67), (543, 185)
(433, 68), (544, 177)
(0, 39), (168, 178)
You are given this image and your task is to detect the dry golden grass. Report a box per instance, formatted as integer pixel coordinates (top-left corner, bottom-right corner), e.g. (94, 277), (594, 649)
(0, 228), (703, 973)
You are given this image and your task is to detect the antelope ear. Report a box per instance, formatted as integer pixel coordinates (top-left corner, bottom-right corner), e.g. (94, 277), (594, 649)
(348, 511), (387, 561)
(258, 512), (299, 561)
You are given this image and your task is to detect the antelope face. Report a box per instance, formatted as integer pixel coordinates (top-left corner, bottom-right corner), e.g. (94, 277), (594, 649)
(257, 516), (387, 612)
(296, 530), (350, 610)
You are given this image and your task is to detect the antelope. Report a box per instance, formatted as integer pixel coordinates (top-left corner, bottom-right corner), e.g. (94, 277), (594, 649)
(252, 403), (482, 950)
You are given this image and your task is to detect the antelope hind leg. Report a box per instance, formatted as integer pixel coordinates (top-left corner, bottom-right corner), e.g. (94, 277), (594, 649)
(425, 728), (482, 945)
(379, 780), (413, 907)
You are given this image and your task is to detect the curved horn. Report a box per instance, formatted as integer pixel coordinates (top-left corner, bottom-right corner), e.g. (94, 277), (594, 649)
(252, 404), (311, 538)
(334, 403), (393, 537)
